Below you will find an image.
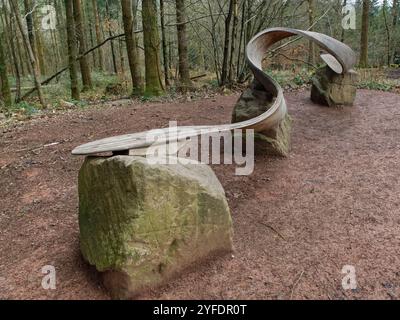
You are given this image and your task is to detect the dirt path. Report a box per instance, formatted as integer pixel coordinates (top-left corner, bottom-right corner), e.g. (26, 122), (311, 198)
(1, 89), (399, 300)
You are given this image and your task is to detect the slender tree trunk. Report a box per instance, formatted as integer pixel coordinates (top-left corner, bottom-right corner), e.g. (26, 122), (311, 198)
(228, 0), (238, 83)
(0, 32), (12, 108)
(221, 0), (234, 85)
(33, 7), (46, 76)
(121, 0), (143, 95)
(132, 0), (140, 58)
(237, 0), (246, 80)
(64, 0), (80, 100)
(85, 0), (96, 68)
(391, 0), (399, 63)
(24, 0), (38, 68)
(73, 0), (92, 90)
(10, 0), (45, 106)
(142, 0), (164, 96)
(55, 0), (67, 67)
(175, 0), (192, 88)
(383, 0), (391, 66)
(105, 0), (118, 74)
(160, 0), (169, 87)
(341, 0), (347, 42)
(360, 0), (370, 68)
(2, 9), (21, 102)
(119, 38), (125, 75)
(307, 0), (316, 66)
(92, 0), (104, 71)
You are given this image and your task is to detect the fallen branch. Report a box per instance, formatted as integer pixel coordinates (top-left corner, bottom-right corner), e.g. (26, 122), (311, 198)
(190, 73), (207, 80)
(11, 85), (57, 93)
(3, 141), (61, 154)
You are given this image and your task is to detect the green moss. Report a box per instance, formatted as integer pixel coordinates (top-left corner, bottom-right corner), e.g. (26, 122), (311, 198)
(78, 156), (233, 298)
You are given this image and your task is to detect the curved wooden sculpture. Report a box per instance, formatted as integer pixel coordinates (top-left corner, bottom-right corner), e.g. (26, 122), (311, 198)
(72, 28), (356, 156)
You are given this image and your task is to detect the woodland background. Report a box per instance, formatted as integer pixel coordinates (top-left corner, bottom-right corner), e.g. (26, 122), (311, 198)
(0, 0), (399, 117)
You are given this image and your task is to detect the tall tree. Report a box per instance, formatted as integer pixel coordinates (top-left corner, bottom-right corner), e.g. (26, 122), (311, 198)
(32, 4), (46, 76)
(64, 0), (80, 100)
(92, 0), (104, 71)
(360, 0), (370, 67)
(307, 0), (316, 66)
(9, 0), (45, 106)
(105, 0), (118, 74)
(175, 0), (192, 88)
(73, 0), (92, 91)
(142, 0), (164, 96)
(383, 0), (391, 65)
(2, 8), (21, 102)
(228, 0), (238, 83)
(160, 0), (169, 87)
(121, 0), (143, 95)
(0, 31), (11, 108)
(391, 0), (399, 63)
(221, 0), (234, 85)
(23, 0), (38, 71)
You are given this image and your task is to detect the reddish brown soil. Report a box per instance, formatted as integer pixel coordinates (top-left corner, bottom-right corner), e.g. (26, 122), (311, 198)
(1, 89), (399, 300)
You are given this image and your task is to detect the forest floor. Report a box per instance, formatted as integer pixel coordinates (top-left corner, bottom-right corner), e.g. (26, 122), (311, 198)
(0, 89), (399, 300)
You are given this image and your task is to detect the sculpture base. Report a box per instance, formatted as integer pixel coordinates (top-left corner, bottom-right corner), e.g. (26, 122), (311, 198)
(311, 66), (358, 107)
(232, 80), (292, 157)
(78, 156), (233, 299)
(254, 114), (293, 157)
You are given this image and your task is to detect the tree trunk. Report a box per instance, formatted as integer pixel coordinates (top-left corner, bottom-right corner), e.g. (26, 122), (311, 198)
(119, 38), (125, 75)
(92, 0), (104, 71)
(160, 0), (169, 87)
(360, 0), (370, 68)
(307, 0), (316, 66)
(85, 0), (96, 68)
(64, 0), (80, 100)
(175, 0), (192, 88)
(391, 0), (399, 63)
(2, 9), (21, 102)
(221, 0), (234, 86)
(341, 0), (347, 42)
(383, 0), (391, 66)
(73, 0), (92, 90)
(0, 32), (12, 108)
(121, 0), (143, 95)
(24, 0), (38, 70)
(33, 7), (46, 76)
(228, 0), (238, 83)
(237, 0), (246, 80)
(105, 0), (118, 74)
(10, 0), (45, 107)
(142, 0), (164, 96)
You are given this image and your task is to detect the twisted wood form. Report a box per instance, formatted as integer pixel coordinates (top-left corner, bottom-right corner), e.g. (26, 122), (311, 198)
(72, 28), (356, 156)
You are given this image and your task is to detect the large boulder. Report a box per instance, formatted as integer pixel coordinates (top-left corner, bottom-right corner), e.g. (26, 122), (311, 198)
(232, 80), (292, 157)
(78, 156), (233, 299)
(311, 66), (358, 107)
